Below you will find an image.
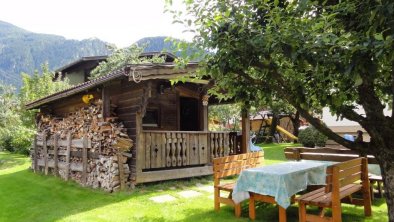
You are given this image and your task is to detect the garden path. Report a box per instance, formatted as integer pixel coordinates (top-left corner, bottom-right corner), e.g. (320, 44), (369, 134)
(149, 184), (213, 203)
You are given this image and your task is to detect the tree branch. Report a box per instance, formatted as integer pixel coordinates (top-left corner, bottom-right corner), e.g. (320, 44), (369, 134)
(252, 61), (370, 153)
(336, 105), (366, 124)
(357, 68), (386, 123)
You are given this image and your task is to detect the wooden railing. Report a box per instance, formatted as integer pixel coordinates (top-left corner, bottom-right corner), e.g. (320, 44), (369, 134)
(141, 131), (239, 170)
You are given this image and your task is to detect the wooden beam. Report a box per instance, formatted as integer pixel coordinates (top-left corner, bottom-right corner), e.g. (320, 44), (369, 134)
(241, 110), (250, 153)
(43, 135), (48, 175)
(136, 166), (213, 183)
(65, 132), (71, 181)
(53, 134), (59, 176)
(202, 104), (208, 131)
(118, 153), (126, 191)
(135, 112), (144, 177)
(81, 135), (88, 185)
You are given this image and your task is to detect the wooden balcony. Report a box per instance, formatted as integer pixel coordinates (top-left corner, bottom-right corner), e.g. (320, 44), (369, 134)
(135, 130), (240, 183)
(141, 131), (239, 170)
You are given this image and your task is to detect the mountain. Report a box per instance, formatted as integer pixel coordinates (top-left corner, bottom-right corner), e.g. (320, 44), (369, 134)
(0, 20), (109, 87)
(136, 36), (201, 60)
(135, 36), (177, 53)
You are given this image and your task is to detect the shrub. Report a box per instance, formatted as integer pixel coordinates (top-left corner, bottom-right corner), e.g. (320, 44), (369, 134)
(10, 126), (35, 155)
(0, 125), (34, 155)
(298, 127), (315, 147)
(298, 126), (327, 148)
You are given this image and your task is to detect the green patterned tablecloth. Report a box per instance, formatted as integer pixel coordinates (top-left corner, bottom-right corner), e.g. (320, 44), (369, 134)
(232, 160), (332, 208)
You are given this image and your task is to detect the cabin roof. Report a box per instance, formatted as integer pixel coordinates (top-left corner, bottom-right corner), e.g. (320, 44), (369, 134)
(55, 52), (178, 74)
(26, 62), (199, 110)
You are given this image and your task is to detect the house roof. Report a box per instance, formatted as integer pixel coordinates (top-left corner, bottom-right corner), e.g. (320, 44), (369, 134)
(55, 56), (108, 74)
(26, 62), (199, 110)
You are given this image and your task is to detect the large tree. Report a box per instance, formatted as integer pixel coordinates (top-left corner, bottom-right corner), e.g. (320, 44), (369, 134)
(171, 0), (394, 219)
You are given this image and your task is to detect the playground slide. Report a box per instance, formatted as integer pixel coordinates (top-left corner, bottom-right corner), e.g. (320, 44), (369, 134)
(276, 125), (298, 140)
(263, 118), (298, 141)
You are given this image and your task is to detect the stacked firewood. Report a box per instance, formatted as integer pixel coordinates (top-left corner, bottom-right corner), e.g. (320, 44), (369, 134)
(38, 99), (132, 155)
(86, 155), (130, 192)
(34, 99), (133, 192)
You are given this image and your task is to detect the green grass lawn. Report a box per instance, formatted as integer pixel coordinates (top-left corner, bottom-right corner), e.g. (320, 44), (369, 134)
(0, 144), (388, 222)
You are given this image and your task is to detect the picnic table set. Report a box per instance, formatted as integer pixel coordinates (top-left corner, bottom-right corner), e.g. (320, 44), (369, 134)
(232, 160), (332, 209)
(213, 149), (382, 222)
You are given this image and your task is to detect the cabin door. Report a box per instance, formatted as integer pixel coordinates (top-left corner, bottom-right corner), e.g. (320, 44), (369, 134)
(180, 97), (199, 131)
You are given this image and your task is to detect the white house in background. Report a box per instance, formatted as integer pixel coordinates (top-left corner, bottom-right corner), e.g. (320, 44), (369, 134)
(321, 107), (392, 142)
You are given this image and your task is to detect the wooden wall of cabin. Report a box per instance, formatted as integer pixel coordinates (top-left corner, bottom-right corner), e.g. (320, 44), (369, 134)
(107, 79), (206, 182)
(106, 78), (142, 183)
(143, 81), (204, 131)
(105, 79), (205, 137)
(143, 81), (178, 131)
(48, 90), (101, 116)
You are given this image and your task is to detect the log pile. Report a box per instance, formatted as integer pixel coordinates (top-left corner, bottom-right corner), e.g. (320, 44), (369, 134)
(33, 99), (133, 192)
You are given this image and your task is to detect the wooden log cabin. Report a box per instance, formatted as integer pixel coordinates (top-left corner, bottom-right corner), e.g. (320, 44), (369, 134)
(26, 53), (252, 186)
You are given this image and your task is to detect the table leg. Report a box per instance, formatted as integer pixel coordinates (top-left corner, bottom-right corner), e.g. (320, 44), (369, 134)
(249, 193), (256, 220)
(278, 205), (287, 222)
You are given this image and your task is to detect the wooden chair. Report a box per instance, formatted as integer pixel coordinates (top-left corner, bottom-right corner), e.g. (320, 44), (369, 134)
(296, 158), (372, 222)
(213, 151), (264, 217)
(369, 175), (384, 200)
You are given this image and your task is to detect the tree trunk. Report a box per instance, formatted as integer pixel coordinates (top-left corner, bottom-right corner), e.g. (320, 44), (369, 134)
(269, 114), (278, 143)
(290, 111), (300, 138)
(370, 127), (394, 222)
(375, 151), (394, 222)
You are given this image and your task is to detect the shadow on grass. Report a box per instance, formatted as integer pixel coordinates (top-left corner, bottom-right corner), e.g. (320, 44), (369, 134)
(179, 199), (387, 222)
(0, 169), (130, 222)
(0, 152), (29, 170)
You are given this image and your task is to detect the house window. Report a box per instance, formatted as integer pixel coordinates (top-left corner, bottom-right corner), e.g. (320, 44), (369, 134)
(143, 109), (159, 127)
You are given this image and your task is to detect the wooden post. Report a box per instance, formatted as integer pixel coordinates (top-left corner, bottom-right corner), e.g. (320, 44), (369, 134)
(166, 132), (172, 167)
(53, 134), (59, 176)
(361, 158), (372, 216)
(82, 135), (88, 185)
(182, 134), (187, 166)
(177, 133), (182, 166)
(43, 134), (48, 175)
(65, 132), (71, 181)
(135, 112), (144, 181)
(294, 148), (301, 161)
(145, 132), (151, 169)
(118, 153), (126, 191)
(241, 109), (250, 153)
(171, 133), (177, 166)
(203, 104), (208, 131)
(161, 133), (166, 168)
(33, 135), (38, 173)
(224, 133), (229, 156)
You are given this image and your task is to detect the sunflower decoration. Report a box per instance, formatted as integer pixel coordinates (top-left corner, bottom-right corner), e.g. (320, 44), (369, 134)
(82, 94), (94, 104)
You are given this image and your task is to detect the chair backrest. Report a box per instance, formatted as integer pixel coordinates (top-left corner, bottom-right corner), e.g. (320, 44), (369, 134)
(324, 157), (368, 193)
(284, 147), (377, 164)
(213, 152), (264, 186)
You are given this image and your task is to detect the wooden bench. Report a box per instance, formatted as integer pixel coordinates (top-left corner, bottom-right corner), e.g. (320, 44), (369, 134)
(296, 158), (372, 222)
(284, 147), (378, 164)
(213, 151), (264, 217)
(284, 147), (383, 198)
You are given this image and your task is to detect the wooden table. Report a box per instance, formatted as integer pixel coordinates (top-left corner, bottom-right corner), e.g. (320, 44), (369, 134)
(232, 160), (333, 221)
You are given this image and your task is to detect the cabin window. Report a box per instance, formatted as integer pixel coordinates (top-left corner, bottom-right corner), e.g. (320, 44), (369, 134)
(143, 109), (159, 127)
